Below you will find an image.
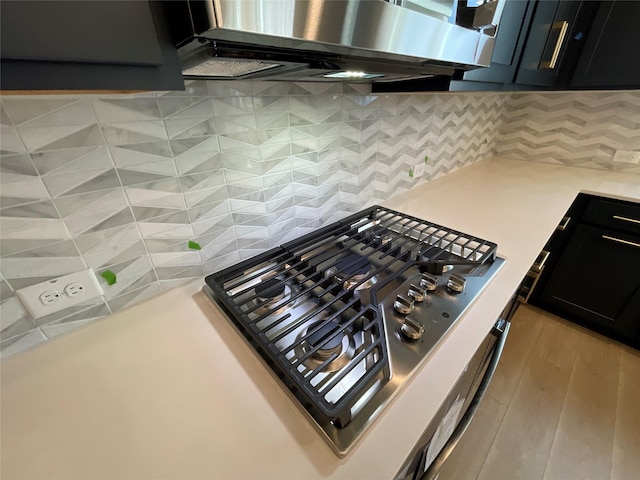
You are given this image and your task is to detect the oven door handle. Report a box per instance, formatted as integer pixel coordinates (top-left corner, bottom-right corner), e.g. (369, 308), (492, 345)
(419, 319), (511, 480)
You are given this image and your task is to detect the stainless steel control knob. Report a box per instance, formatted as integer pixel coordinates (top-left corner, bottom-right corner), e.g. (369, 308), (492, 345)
(447, 274), (466, 293)
(420, 273), (438, 291)
(407, 284), (426, 302)
(393, 294), (414, 315)
(400, 316), (425, 341)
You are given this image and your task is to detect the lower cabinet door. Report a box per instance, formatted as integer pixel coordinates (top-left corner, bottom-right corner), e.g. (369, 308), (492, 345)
(538, 223), (640, 338)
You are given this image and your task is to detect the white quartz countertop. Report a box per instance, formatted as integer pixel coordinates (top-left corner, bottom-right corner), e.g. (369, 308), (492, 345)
(2, 157), (639, 479)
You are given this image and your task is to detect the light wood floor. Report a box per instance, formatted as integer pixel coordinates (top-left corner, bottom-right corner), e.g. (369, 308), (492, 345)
(437, 304), (640, 480)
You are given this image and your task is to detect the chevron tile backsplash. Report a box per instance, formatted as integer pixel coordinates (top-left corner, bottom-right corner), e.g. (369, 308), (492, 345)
(497, 91), (640, 173)
(3, 84), (637, 358)
(0, 81), (509, 357)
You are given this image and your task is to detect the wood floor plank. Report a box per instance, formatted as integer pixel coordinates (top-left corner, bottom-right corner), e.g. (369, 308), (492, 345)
(488, 305), (546, 406)
(543, 331), (622, 480)
(477, 354), (574, 480)
(611, 345), (640, 480)
(434, 305), (639, 480)
(530, 310), (582, 370)
(437, 395), (508, 480)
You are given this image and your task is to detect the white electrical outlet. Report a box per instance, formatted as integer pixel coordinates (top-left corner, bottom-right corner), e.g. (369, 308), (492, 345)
(15, 269), (104, 319)
(65, 283), (85, 297)
(612, 150), (640, 165)
(413, 162), (425, 178)
(39, 291), (61, 305)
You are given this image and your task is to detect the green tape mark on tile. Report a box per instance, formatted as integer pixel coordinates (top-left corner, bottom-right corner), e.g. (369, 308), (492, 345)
(100, 270), (117, 286)
(424, 155), (430, 164)
(188, 240), (202, 250)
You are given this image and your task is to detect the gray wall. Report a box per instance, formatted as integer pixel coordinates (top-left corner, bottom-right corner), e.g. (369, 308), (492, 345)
(0, 81), (509, 357)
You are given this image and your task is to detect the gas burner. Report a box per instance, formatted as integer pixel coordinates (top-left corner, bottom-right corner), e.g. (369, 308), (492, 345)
(297, 320), (355, 373)
(256, 277), (286, 302)
(326, 253), (377, 291)
(247, 277), (295, 317)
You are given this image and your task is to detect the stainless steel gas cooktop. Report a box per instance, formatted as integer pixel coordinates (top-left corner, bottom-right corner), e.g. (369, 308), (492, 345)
(204, 206), (504, 456)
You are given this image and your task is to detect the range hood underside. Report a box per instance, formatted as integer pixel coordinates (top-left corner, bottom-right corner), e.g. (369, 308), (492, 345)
(179, 37), (458, 83)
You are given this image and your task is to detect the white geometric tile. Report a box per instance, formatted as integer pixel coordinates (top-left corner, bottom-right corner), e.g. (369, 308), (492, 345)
(138, 221), (194, 239)
(0, 127), (26, 154)
(99, 255), (157, 300)
(21, 101), (97, 127)
(0, 328), (47, 358)
(0, 216), (70, 240)
(32, 146), (111, 176)
(101, 121), (167, 145)
(18, 124), (103, 151)
(1, 256), (86, 280)
(125, 178), (185, 209)
(158, 96), (211, 119)
(93, 98), (161, 122)
(55, 188), (131, 236)
(2, 98), (76, 125)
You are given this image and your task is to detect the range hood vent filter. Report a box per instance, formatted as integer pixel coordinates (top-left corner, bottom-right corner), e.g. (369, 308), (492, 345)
(182, 59), (280, 77)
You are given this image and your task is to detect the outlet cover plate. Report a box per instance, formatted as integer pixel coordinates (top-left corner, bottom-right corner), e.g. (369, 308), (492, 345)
(413, 162), (425, 178)
(612, 150), (640, 165)
(15, 269), (104, 319)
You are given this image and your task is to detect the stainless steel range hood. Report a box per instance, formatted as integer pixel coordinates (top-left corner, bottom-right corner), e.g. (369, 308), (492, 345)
(170, 0), (505, 83)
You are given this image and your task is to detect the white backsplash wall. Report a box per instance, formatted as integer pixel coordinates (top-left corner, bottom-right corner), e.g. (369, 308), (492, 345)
(0, 81), (509, 357)
(497, 91), (640, 173)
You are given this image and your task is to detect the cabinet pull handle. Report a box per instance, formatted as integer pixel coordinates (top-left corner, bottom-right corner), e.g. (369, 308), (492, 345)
(532, 249), (550, 274)
(602, 235), (640, 249)
(540, 21), (569, 69)
(613, 215), (640, 225)
(556, 216), (571, 231)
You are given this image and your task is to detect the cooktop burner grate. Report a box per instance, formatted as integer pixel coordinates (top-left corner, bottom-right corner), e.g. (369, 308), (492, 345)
(206, 249), (389, 428)
(204, 205), (498, 429)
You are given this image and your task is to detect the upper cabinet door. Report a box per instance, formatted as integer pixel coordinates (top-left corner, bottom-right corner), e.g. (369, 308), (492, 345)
(514, 0), (581, 87)
(569, 1), (640, 89)
(0, 1), (184, 91)
(1, 1), (163, 65)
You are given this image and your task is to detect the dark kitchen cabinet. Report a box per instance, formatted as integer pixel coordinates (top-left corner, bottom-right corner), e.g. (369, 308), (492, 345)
(531, 194), (640, 346)
(459, 0), (582, 89)
(453, 0), (583, 91)
(453, 0), (640, 92)
(514, 0), (581, 87)
(567, 1), (640, 89)
(0, 1), (184, 91)
(537, 224), (640, 337)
